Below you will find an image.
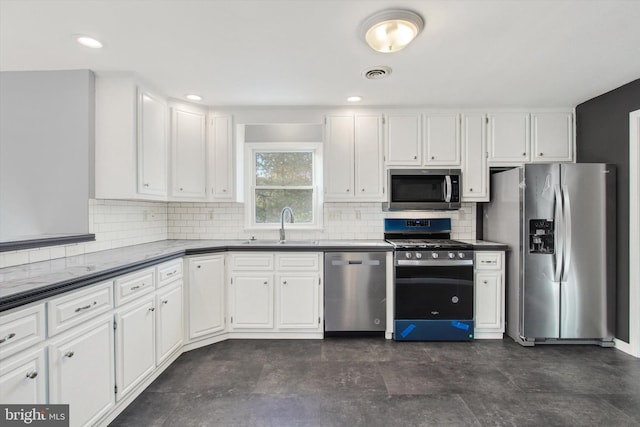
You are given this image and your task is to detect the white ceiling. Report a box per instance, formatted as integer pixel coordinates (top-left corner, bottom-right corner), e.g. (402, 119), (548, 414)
(1, 0), (639, 108)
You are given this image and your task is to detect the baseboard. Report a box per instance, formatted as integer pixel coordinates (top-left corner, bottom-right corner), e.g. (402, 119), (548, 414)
(614, 338), (639, 357)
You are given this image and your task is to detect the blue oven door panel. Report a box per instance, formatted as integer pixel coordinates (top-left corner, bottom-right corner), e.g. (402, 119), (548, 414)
(394, 320), (475, 341)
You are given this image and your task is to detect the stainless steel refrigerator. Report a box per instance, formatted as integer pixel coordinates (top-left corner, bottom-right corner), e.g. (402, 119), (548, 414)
(484, 163), (616, 346)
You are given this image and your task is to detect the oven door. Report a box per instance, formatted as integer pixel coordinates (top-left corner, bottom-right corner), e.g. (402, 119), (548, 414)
(394, 262), (474, 320)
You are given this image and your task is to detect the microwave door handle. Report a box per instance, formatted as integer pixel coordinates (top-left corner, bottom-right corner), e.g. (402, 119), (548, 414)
(444, 175), (452, 202)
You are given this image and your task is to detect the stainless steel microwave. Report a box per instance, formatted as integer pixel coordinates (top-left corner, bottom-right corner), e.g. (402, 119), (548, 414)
(384, 169), (462, 210)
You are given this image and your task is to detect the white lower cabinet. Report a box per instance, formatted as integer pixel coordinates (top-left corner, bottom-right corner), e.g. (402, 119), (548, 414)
(0, 346), (46, 404)
(49, 314), (115, 427)
(228, 252), (323, 335)
(230, 274), (274, 329)
(474, 251), (505, 339)
(156, 280), (184, 365)
(187, 254), (226, 340)
(115, 294), (156, 401)
(276, 273), (319, 329)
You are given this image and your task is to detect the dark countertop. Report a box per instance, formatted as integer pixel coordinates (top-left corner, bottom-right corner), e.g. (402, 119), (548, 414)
(0, 238), (508, 312)
(459, 239), (510, 251)
(0, 239), (392, 312)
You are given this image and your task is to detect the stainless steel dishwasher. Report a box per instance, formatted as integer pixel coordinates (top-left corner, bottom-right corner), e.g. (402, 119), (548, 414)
(324, 252), (386, 332)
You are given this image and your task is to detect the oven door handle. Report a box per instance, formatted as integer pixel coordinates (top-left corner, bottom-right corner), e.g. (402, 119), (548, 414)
(444, 175), (452, 203)
(396, 260), (473, 267)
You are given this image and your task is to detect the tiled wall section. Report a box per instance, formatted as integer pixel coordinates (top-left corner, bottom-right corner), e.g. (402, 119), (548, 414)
(167, 202), (477, 241)
(0, 199), (168, 268)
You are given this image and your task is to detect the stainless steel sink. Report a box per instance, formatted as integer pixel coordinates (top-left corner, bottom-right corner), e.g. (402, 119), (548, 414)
(240, 239), (319, 246)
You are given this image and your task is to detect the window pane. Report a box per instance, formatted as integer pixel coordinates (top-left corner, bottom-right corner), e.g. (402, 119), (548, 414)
(255, 152), (312, 186)
(255, 189), (313, 223)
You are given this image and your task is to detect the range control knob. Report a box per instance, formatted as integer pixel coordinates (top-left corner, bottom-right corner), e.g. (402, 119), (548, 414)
(415, 252), (423, 259)
(458, 252), (466, 259)
(405, 252), (412, 259)
(448, 252), (456, 259)
(431, 252), (439, 259)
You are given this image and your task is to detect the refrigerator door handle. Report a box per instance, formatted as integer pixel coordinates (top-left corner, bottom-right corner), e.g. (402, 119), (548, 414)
(553, 184), (564, 283)
(561, 185), (572, 282)
(444, 175), (452, 202)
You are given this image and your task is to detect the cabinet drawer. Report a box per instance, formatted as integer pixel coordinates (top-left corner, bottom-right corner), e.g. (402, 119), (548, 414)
(0, 303), (45, 360)
(157, 259), (183, 287)
(229, 253), (274, 270)
(475, 252), (502, 270)
(275, 253), (320, 270)
(115, 268), (155, 306)
(48, 281), (114, 336)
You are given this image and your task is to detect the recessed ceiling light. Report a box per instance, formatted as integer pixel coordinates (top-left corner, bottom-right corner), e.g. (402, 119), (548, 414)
(74, 35), (103, 49)
(185, 94), (203, 101)
(347, 96), (363, 102)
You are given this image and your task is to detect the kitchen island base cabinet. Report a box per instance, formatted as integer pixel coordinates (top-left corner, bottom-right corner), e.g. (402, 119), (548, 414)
(48, 315), (115, 427)
(186, 255), (226, 341)
(0, 346), (46, 404)
(474, 251), (505, 339)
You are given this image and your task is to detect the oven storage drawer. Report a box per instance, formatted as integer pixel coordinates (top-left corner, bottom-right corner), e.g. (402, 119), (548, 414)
(394, 319), (474, 341)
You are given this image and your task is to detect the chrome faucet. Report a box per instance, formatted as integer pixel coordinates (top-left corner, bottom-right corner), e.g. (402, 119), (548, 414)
(279, 207), (294, 241)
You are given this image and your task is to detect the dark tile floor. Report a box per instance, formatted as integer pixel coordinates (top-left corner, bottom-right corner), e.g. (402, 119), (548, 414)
(110, 338), (640, 426)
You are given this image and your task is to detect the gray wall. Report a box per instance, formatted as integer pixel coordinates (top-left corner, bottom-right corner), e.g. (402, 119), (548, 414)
(0, 70), (94, 242)
(575, 78), (640, 343)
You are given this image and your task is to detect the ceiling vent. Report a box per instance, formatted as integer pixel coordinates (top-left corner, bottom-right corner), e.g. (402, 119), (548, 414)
(362, 66), (392, 80)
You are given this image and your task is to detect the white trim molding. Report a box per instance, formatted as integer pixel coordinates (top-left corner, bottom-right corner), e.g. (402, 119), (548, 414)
(625, 109), (640, 357)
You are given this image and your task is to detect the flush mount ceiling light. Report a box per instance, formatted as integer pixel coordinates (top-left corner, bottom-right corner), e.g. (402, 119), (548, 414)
(360, 9), (424, 53)
(74, 35), (103, 49)
(347, 96), (362, 102)
(185, 94), (203, 101)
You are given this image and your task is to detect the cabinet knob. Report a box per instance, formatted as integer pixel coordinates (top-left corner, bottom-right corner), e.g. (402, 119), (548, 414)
(180, 187), (184, 191)
(470, 188), (473, 192)
(197, 265), (201, 268)
(0, 332), (16, 344)
(361, 188), (365, 192)
(413, 155), (417, 160)
(283, 281), (287, 285)
(148, 307), (155, 312)
(144, 183), (149, 187)
(25, 371), (38, 379)
(483, 280), (488, 284)
(64, 351), (75, 358)
(222, 189), (227, 192)
(346, 189), (350, 192)
(522, 153), (526, 156)
(431, 156), (435, 160)
(263, 281), (268, 285)
(162, 300), (168, 304)
(539, 153), (544, 156)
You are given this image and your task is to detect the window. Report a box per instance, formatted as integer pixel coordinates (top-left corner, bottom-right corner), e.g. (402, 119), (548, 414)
(245, 143), (323, 229)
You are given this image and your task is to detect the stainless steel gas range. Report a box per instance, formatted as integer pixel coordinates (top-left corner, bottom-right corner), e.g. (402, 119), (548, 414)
(385, 218), (475, 341)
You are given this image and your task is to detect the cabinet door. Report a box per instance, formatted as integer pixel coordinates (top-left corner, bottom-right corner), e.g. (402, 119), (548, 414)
(187, 255), (225, 339)
(385, 113), (421, 165)
(424, 114), (461, 165)
(156, 281), (183, 364)
(354, 115), (384, 200)
(0, 346), (46, 404)
(230, 274), (273, 329)
(487, 113), (530, 164)
(137, 89), (167, 196)
(276, 273), (319, 330)
(171, 105), (207, 199)
(475, 272), (502, 330)
(324, 115), (354, 199)
(531, 112), (573, 162)
(208, 115), (234, 200)
(115, 295), (156, 400)
(49, 315), (115, 427)
(461, 114), (489, 201)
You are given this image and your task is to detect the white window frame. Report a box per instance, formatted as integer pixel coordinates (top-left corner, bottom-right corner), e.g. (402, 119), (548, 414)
(244, 142), (323, 230)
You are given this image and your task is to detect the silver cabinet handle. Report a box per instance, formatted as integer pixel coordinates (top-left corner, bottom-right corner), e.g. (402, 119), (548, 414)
(0, 333), (16, 344)
(162, 300), (168, 304)
(64, 351), (74, 358)
(74, 301), (96, 313)
(131, 283), (145, 291)
(166, 270), (177, 276)
(148, 307), (155, 312)
(26, 371), (38, 379)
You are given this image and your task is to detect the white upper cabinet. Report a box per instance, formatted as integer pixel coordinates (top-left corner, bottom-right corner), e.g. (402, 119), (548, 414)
(170, 103), (207, 200)
(137, 89), (167, 196)
(531, 112), (574, 162)
(487, 112), (531, 164)
(324, 114), (384, 201)
(324, 115), (355, 199)
(385, 113), (422, 165)
(95, 75), (168, 201)
(208, 115), (234, 200)
(423, 114), (461, 166)
(461, 114), (489, 202)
